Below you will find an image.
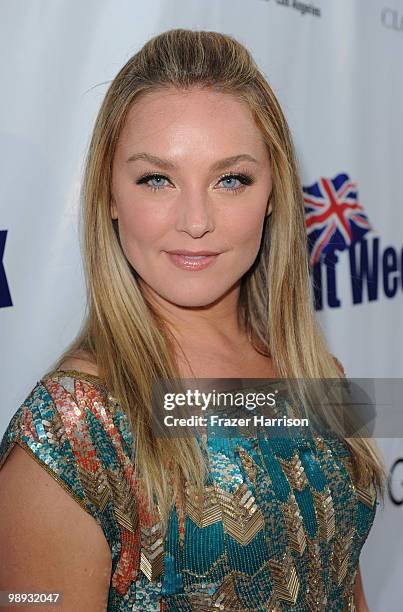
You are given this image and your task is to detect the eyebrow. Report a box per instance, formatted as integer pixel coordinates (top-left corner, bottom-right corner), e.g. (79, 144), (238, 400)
(125, 152), (259, 171)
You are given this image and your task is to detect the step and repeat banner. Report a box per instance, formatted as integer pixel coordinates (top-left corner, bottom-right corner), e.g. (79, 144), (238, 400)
(1, 1), (402, 609)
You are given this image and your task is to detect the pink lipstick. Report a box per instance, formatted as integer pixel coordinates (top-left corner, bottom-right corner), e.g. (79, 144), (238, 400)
(165, 250), (221, 271)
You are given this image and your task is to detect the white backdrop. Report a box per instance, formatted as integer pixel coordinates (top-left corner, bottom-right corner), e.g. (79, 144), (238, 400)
(1, 1), (402, 609)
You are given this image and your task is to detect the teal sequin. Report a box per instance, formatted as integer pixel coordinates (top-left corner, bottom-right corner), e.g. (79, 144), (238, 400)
(0, 371), (377, 611)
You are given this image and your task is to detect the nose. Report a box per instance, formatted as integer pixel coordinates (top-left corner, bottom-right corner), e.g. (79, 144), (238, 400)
(175, 190), (215, 238)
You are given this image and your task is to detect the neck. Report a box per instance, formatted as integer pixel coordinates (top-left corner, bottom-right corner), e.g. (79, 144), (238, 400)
(139, 279), (248, 348)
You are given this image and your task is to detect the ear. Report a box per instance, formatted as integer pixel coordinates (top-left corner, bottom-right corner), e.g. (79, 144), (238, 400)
(110, 198), (118, 220)
(265, 200), (273, 217)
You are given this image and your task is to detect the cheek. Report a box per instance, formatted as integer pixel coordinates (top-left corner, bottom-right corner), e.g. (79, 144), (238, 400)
(117, 202), (169, 249)
(223, 205), (266, 251)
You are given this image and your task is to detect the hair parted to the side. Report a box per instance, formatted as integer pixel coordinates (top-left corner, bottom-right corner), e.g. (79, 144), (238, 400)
(46, 28), (385, 526)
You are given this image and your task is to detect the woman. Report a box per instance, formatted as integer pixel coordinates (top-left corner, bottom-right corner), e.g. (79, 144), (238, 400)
(0, 29), (384, 611)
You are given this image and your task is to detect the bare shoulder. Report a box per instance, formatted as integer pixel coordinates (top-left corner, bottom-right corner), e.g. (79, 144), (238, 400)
(58, 349), (100, 377)
(0, 444), (111, 611)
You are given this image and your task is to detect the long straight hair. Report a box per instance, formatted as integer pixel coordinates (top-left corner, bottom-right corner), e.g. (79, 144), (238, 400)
(47, 28), (385, 525)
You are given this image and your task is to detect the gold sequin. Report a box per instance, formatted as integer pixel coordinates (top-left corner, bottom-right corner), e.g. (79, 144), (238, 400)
(341, 456), (377, 508)
(276, 453), (309, 491)
(140, 522), (164, 581)
(312, 486), (336, 543)
(332, 527), (355, 586)
(305, 540), (326, 611)
(185, 484), (222, 528)
(280, 492), (307, 554)
(237, 445), (259, 486)
(268, 550), (300, 604)
(212, 574), (243, 610)
(215, 482), (265, 546)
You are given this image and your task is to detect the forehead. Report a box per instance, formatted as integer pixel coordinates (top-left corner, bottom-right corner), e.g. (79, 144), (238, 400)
(116, 86), (268, 157)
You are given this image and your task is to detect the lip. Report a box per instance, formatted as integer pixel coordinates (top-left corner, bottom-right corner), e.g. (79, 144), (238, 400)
(167, 250), (221, 256)
(165, 251), (221, 271)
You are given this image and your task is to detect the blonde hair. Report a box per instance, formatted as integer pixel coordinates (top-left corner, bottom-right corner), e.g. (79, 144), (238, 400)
(46, 28), (385, 525)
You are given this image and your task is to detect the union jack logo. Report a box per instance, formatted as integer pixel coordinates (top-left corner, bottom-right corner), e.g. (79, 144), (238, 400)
(303, 173), (373, 266)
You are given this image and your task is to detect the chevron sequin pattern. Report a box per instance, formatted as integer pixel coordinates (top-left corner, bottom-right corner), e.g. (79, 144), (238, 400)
(0, 371), (378, 611)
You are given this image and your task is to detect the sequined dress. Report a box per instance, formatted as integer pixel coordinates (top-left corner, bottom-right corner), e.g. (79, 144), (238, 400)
(0, 370), (378, 611)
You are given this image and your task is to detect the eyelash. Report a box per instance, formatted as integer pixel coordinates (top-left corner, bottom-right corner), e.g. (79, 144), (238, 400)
(135, 171), (255, 195)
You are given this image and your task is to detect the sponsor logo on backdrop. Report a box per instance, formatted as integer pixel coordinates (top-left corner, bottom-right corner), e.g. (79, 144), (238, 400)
(259, 0), (321, 18)
(303, 173), (402, 310)
(382, 7), (403, 32)
(0, 230), (12, 308)
(388, 458), (403, 505)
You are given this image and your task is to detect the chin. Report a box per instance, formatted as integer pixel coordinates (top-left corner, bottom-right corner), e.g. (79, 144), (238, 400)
(157, 284), (234, 308)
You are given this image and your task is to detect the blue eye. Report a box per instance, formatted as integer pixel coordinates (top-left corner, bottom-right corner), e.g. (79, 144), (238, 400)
(138, 174), (169, 191)
(220, 175), (243, 190)
(218, 173), (255, 194)
(136, 172), (254, 194)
